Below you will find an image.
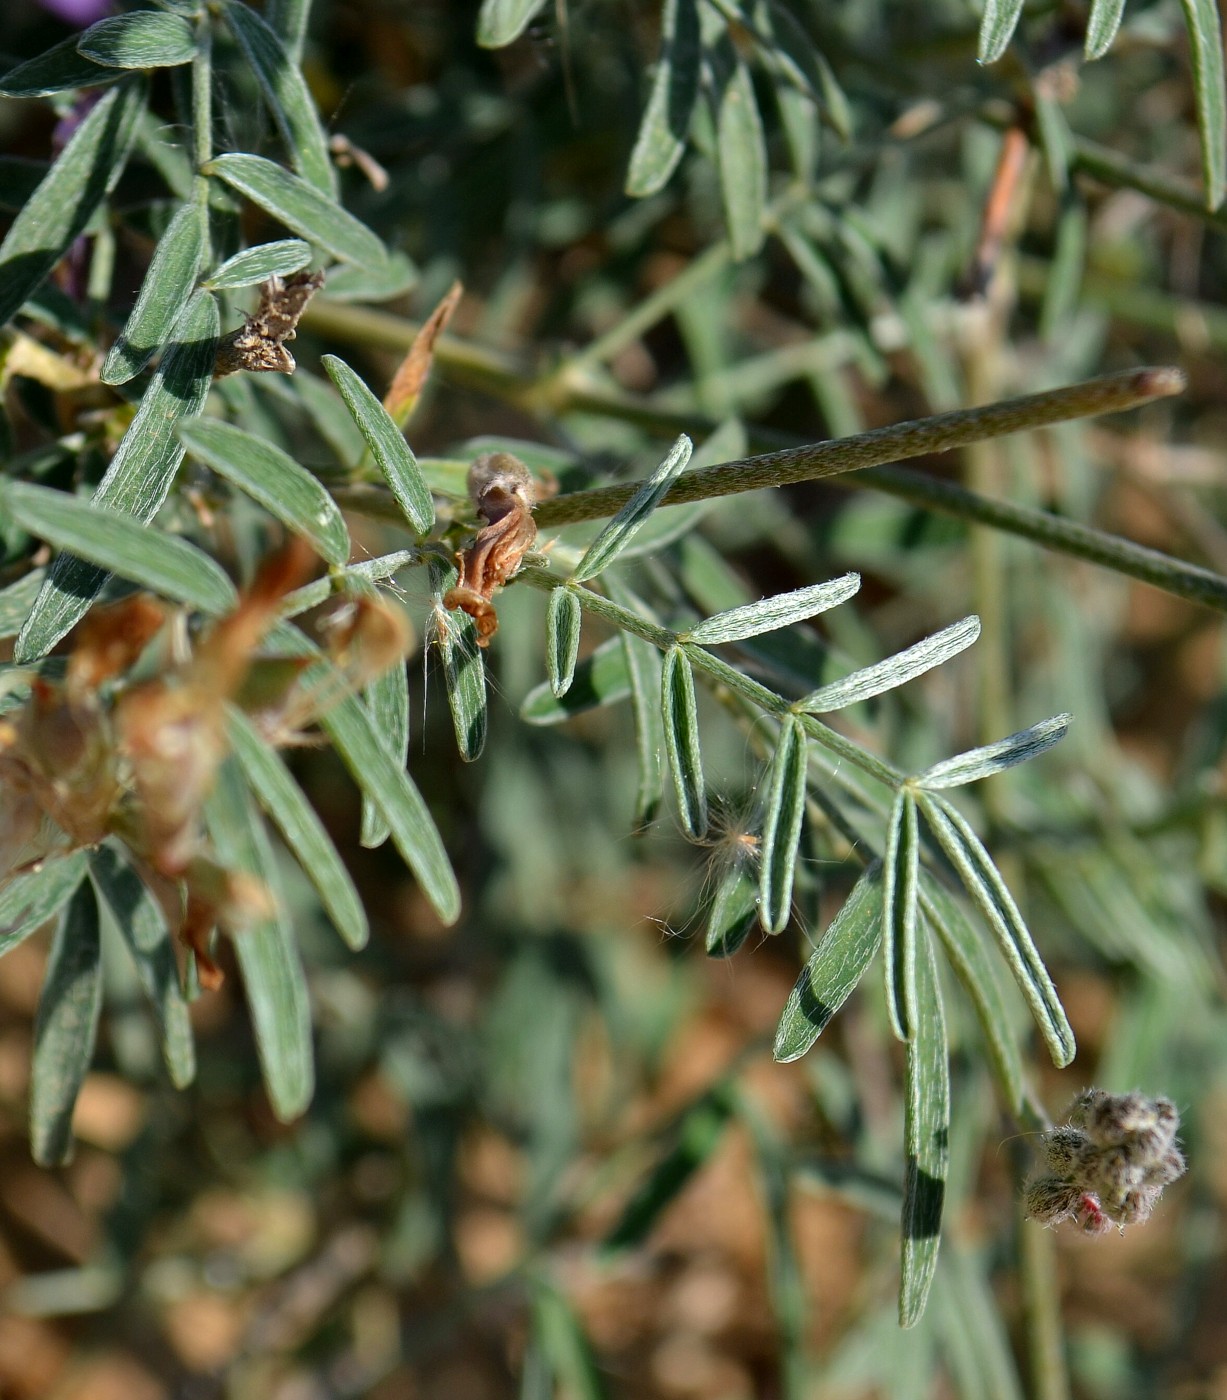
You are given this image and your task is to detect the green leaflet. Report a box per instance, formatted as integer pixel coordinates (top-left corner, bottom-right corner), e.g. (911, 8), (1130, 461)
(899, 926), (949, 1328)
(266, 624), (460, 925)
(203, 239), (312, 290)
(429, 562), (488, 762)
(0, 479), (237, 617)
(323, 355), (435, 533)
(705, 860), (758, 958)
(798, 616), (981, 713)
(606, 575), (665, 831)
(773, 862), (883, 1062)
(1084, 0), (1127, 59)
(226, 707), (370, 949)
(14, 289), (220, 660)
(205, 153), (388, 268)
(916, 713), (1071, 789)
(178, 418), (351, 565)
(661, 645), (706, 838)
(686, 574), (859, 646)
(30, 881), (103, 1166)
(709, 36), (767, 260)
(572, 434), (692, 582)
(521, 638), (631, 724)
(0, 77), (145, 328)
(0, 852), (89, 957)
(546, 586), (582, 698)
(1179, 0), (1227, 210)
(976, 0), (1025, 64)
(921, 874), (1025, 1116)
(916, 791), (1075, 1067)
(204, 759), (315, 1121)
(103, 199), (207, 384)
(476, 0), (549, 48)
(758, 715), (808, 934)
(89, 845), (195, 1089)
(625, 0), (701, 197)
(223, 2), (337, 196)
(0, 36), (121, 97)
(882, 789), (919, 1041)
(358, 659), (409, 849)
(77, 13), (197, 68)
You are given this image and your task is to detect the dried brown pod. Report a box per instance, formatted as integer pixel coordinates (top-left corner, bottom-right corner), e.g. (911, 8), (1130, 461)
(442, 452), (538, 647)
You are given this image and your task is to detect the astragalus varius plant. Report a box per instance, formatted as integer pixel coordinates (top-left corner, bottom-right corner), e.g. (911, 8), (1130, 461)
(0, 0), (1221, 1376)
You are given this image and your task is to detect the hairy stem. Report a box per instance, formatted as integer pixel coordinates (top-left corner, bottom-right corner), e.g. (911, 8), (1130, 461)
(532, 367), (1186, 526)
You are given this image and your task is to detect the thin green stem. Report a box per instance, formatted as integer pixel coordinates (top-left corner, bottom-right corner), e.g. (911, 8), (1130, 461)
(518, 567), (904, 789)
(533, 367), (1186, 527)
(854, 463), (1227, 613)
(1020, 1210), (1072, 1400)
(191, 17), (212, 175)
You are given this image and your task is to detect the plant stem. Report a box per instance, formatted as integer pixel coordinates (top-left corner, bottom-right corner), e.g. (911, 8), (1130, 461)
(191, 17), (212, 175)
(533, 367), (1186, 526)
(1020, 1212), (1072, 1400)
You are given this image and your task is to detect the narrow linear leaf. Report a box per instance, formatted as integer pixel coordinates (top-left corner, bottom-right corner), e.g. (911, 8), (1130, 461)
(706, 860), (758, 957)
(603, 1085), (734, 1251)
(625, 0), (701, 197)
(1179, 0), (1227, 209)
(103, 200), (206, 384)
(226, 707), (369, 949)
(714, 49), (768, 260)
(799, 616), (981, 713)
(0, 36), (121, 97)
(0, 853), (88, 957)
(773, 861), (883, 1062)
(358, 659), (408, 848)
(178, 418), (350, 565)
(322, 355), (434, 533)
(429, 563), (487, 762)
(977, 0), (1026, 64)
(203, 238), (311, 290)
(0, 480), (237, 615)
(266, 625), (460, 924)
(921, 874), (1025, 1116)
(572, 434), (692, 583)
(0, 77), (145, 328)
(0, 570), (46, 641)
(77, 13), (197, 68)
(205, 760), (314, 1121)
(30, 881), (102, 1166)
(529, 1285), (609, 1400)
(546, 587), (582, 698)
(476, 0), (549, 48)
(758, 716), (808, 934)
(88, 846), (194, 1088)
(521, 637), (631, 724)
(382, 279), (463, 427)
(917, 713), (1070, 789)
(661, 645), (706, 838)
(14, 289), (219, 660)
(882, 789), (920, 1042)
(205, 153), (387, 268)
(223, 2), (337, 196)
(270, 368), (367, 468)
(916, 791), (1075, 1067)
(900, 926), (949, 1328)
(606, 577), (665, 830)
(687, 573), (860, 646)
(1085, 0), (1127, 59)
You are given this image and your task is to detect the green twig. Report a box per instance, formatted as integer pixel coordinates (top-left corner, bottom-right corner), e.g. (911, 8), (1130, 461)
(533, 367), (1186, 526)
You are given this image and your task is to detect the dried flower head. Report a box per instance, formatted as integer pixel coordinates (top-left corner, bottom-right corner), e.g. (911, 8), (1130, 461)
(1025, 1088), (1186, 1234)
(213, 270), (324, 377)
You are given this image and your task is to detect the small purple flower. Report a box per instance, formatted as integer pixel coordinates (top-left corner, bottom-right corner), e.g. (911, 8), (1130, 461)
(36, 0), (112, 27)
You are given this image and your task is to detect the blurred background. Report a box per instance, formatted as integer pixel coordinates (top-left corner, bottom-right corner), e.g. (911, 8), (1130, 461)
(2, 0), (1227, 1396)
